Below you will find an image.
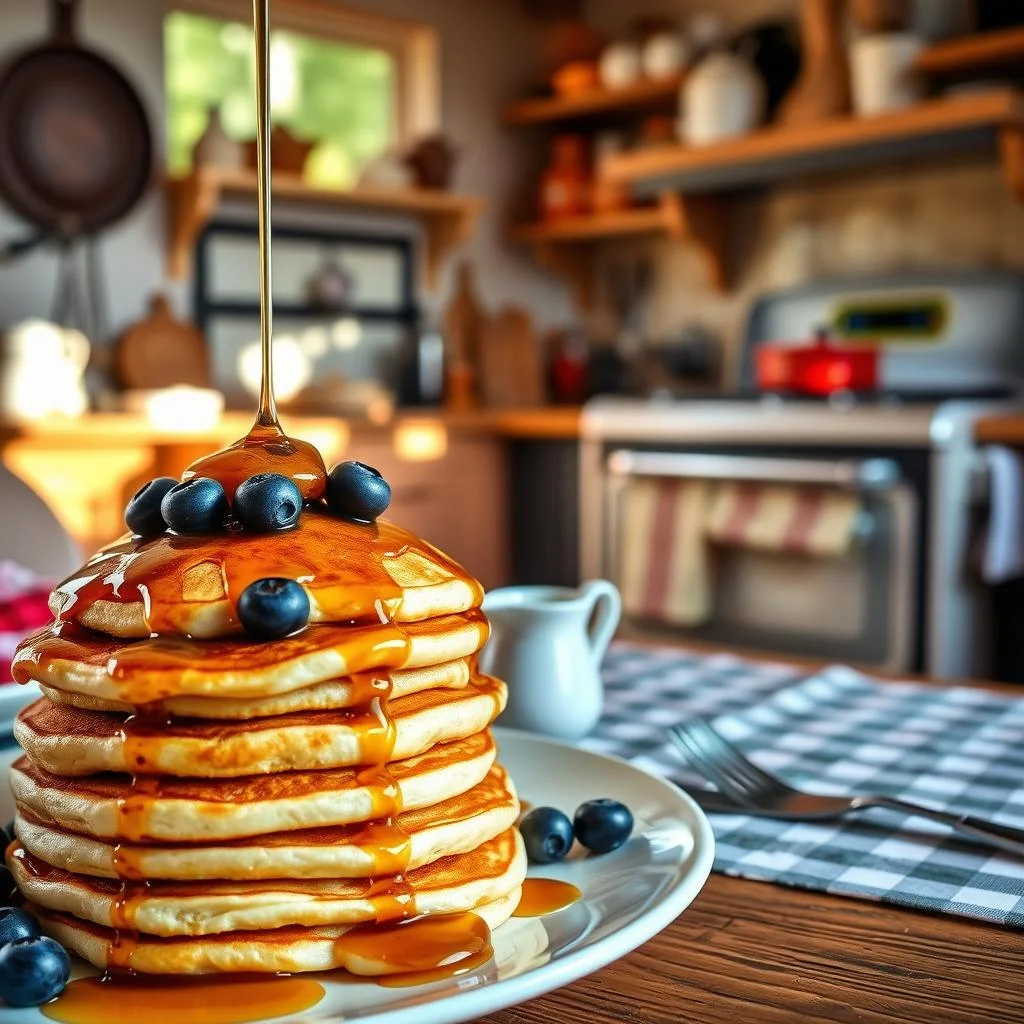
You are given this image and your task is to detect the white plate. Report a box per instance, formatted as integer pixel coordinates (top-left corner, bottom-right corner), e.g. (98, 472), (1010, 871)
(0, 727), (714, 1024)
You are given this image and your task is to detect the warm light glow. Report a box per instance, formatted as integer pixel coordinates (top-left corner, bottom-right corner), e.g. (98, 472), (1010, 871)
(331, 318), (362, 350)
(298, 326), (328, 358)
(393, 421), (448, 462)
(238, 336), (311, 403)
(293, 424), (350, 465)
(142, 387), (224, 433)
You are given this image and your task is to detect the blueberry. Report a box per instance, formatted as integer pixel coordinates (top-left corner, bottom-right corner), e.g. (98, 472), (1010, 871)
(0, 867), (16, 903)
(161, 477), (229, 534)
(0, 908), (39, 946)
(124, 477), (178, 537)
(0, 936), (70, 1007)
(573, 799), (633, 855)
(518, 807), (574, 864)
(237, 578), (310, 639)
(326, 461), (391, 523)
(233, 473), (303, 533)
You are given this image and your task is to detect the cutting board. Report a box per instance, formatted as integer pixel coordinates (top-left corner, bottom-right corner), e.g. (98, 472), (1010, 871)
(478, 306), (545, 408)
(115, 294), (211, 390)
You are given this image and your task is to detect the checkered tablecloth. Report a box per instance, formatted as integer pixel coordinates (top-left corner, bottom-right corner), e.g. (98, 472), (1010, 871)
(584, 642), (1024, 927)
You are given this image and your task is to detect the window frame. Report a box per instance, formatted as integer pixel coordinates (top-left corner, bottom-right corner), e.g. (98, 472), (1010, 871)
(167, 0), (439, 148)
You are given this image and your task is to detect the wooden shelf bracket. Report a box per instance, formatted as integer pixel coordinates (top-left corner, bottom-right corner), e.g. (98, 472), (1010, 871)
(657, 192), (728, 291)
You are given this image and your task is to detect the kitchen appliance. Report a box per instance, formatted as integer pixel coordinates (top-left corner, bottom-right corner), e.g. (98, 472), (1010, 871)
(581, 272), (1024, 678)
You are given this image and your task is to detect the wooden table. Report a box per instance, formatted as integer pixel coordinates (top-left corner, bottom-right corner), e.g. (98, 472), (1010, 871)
(481, 657), (1024, 1024)
(481, 874), (1024, 1023)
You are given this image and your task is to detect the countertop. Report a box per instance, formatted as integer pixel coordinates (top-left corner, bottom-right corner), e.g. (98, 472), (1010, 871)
(975, 412), (1024, 444)
(0, 407), (582, 446)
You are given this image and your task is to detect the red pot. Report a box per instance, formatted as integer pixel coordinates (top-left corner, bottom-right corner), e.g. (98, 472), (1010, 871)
(755, 332), (878, 395)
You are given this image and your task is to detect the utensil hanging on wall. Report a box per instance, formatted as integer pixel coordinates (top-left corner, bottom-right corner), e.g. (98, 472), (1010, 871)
(0, 0), (153, 339)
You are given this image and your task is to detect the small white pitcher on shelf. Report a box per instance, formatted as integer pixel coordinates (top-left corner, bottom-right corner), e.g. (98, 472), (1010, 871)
(480, 580), (621, 741)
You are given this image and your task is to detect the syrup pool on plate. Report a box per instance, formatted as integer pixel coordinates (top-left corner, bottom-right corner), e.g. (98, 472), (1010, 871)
(40, 975), (326, 1024)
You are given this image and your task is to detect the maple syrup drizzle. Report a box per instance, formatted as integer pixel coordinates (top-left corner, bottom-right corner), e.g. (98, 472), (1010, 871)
(41, 975), (325, 1024)
(513, 878), (582, 918)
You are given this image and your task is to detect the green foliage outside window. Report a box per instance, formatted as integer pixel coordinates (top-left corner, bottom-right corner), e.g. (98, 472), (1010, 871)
(164, 11), (395, 187)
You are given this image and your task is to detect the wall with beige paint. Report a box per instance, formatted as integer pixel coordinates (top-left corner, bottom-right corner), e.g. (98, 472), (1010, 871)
(0, 0), (570, 347)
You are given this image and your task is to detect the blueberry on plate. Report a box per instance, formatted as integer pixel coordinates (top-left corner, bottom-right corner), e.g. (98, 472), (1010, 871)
(0, 866), (17, 904)
(573, 799), (633, 855)
(326, 461), (391, 523)
(237, 578), (310, 639)
(233, 473), (303, 533)
(125, 477), (178, 537)
(0, 936), (70, 1007)
(0, 908), (40, 946)
(519, 807), (574, 864)
(160, 477), (229, 534)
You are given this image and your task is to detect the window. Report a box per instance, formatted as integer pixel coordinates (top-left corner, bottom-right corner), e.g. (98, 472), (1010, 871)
(164, 1), (438, 188)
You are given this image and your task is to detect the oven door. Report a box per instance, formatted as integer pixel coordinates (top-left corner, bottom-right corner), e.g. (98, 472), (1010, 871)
(601, 450), (919, 670)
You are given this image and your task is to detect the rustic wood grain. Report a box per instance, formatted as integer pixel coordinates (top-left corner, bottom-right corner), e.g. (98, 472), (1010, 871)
(479, 875), (1024, 1023)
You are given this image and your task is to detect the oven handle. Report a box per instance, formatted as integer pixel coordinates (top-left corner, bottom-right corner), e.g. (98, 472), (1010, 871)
(606, 451), (901, 491)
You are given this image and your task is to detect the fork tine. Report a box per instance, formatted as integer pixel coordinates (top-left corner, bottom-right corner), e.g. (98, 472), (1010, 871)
(682, 720), (781, 796)
(668, 725), (742, 796)
(669, 721), (765, 799)
(687, 720), (791, 792)
(670, 722), (764, 801)
(670, 721), (790, 804)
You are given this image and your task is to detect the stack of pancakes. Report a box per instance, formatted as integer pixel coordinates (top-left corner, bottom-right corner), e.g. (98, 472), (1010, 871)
(7, 507), (524, 975)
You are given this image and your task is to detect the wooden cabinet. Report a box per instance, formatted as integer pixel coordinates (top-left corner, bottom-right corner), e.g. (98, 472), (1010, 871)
(344, 427), (510, 589)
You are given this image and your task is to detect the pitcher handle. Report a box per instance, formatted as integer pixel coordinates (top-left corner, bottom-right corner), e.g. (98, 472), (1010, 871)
(579, 579), (621, 667)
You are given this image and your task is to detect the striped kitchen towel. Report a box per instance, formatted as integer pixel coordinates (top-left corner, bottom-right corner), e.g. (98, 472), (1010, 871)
(618, 477), (712, 627)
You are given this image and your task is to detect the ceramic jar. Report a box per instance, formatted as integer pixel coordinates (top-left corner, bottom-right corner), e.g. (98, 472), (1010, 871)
(599, 41), (642, 90)
(681, 51), (764, 146)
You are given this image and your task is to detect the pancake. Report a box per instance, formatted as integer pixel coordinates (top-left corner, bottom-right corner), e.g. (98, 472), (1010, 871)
(50, 507), (484, 640)
(38, 657), (473, 719)
(16, 676), (506, 777)
(10, 828), (526, 937)
(36, 888), (520, 975)
(13, 612), (489, 704)
(10, 731), (497, 841)
(14, 765), (519, 881)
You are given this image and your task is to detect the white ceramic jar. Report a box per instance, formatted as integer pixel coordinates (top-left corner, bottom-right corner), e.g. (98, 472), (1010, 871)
(681, 51), (764, 146)
(850, 33), (924, 115)
(0, 320), (90, 421)
(642, 30), (690, 80)
(599, 41), (642, 91)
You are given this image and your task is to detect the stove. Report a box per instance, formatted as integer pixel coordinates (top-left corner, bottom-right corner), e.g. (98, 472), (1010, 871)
(580, 272), (1024, 680)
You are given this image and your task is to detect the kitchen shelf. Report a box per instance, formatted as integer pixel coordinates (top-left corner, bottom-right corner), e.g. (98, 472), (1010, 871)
(915, 27), (1024, 76)
(509, 194), (726, 305)
(165, 166), (484, 287)
(604, 89), (1024, 201)
(503, 74), (685, 125)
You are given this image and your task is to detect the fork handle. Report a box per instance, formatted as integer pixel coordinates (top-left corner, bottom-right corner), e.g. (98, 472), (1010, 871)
(862, 796), (1024, 856)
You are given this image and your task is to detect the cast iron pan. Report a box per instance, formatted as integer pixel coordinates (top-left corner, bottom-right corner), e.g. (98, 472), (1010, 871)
(0, 0), (153, 241)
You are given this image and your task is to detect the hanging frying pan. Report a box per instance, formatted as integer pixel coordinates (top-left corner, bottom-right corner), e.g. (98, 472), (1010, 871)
(0, 0), (153, 247)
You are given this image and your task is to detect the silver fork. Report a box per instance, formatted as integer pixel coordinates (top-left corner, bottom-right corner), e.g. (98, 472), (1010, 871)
(669, 718), (1024, 857)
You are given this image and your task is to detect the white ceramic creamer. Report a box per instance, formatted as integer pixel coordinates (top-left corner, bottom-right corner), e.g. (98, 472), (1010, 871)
(480, 580), (621, 741)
